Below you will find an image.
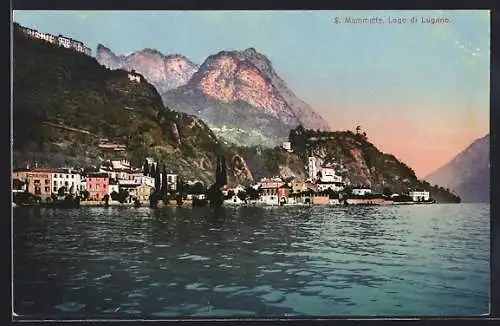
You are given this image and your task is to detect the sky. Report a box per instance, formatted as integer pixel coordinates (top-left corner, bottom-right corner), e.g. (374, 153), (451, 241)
(12, 10), (490, 178)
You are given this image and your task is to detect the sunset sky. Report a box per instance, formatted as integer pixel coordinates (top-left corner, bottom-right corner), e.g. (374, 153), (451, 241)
(12, 10), (490, 178)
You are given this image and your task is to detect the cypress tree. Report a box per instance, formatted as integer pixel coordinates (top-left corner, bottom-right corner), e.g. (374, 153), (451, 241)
(150, 163), (156, 178)
(143, 160), (150, 176)
(215, 155), (221, 186)
(161, 163), (168, 196)
(154, 164), (161, 192)
(220, 155), (227, 186)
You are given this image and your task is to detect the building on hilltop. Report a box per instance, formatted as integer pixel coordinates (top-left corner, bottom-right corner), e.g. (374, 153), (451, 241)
(15, 22), (91, 56)
(128, 70), (142, 83)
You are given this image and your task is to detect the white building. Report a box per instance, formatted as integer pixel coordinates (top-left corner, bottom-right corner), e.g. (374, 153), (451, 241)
(51, 169), (83, 195)
(282, 141), (292, 152)
(318, 167), (343, 183)
(57, 35), (72, 48)
(128, 72), (141, 83)
(133, 175), (155, 188)
(409, 190), (430, 202)
(308, 156), (318, 182)
(352, 188), (372, 196)
(166, 173), (177, 191)
(261, 194), (280, 206)
(317, 182), (345, 192)
(111, 160), (131, 170)
(108, 180), (119, 196)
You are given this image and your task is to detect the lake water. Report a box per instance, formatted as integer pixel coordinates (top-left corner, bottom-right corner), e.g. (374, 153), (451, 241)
(13, 204), (490, 319)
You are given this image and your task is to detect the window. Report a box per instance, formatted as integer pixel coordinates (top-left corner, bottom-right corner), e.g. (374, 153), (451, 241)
(45, 187), (50, 192)
(45, 179), (49, 185)
(53, 181), (57, 186)
(53, 187), (57, 192)
(65, 181), (69, 186)
(35, 187), (41, 195)
(34, 179), (40, 184)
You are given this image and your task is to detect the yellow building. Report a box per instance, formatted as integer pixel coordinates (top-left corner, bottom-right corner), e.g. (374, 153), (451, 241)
(292, 181), (308, 193)
(137, 184), (154, 203)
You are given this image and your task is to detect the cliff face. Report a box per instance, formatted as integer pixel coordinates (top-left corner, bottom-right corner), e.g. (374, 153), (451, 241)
(96, 45), (331, 147)
(95, 44), (199, 94)
(425, 134), (490, 202)
(14, 27), (252, 185)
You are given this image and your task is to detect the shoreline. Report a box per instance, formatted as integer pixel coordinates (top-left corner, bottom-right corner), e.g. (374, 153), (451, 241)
(13, 201), (439, 208)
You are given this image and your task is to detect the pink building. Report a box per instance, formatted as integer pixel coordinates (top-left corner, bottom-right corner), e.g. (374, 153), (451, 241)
(86, 173), (109, 201)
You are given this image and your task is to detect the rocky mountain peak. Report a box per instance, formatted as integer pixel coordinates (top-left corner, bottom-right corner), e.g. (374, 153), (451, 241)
(96, 44), (199, 94)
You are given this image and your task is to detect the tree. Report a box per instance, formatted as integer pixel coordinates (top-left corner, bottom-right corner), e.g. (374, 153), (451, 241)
(237, 191), (247, 202)
(154, 165), (161, 192)
(160, 163), (168, 196)
(57, 186), (67, 197)
(102, 194), (110, 206)
(110, 190), (119, 201)
(143, 160), (150, 176)
(116, 189), (129, 204)
(82, 190), (90, 200)
(207, 183), (224, 208)
(245, 186), (260, 200)
(150, 163), (156, 178)
(192, 182), (205, 195)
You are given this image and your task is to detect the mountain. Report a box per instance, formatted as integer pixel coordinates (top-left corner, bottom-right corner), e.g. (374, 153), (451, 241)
(232, 126), (461, 203)
(13, 24), (253, 185)
(425, 134), (490, 203)
(95, 44), (199, 94)
(96, 46), (331, 147)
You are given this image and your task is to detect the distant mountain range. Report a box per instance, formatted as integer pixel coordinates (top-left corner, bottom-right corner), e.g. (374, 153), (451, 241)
(425, 134), (490, 203)
(96, 45), (330, 147)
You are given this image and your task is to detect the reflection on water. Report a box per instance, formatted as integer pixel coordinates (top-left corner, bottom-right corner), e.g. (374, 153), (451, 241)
(13, 204), (490, 318)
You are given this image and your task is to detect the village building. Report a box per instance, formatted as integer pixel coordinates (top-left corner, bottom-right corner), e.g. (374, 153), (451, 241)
(282, 141), (292, 152)
(51, 168), (83, 195)
(316, 181), (345, 193)
(409, 190), (430, 202)
(128, 70), (142, 83)
(86, 173), (109, 201)
(111, 160), (131, 170)
(25, 169), (52, 199)
(137, 184), (154, 203)
(311, 192), (330, 205)
(17, 23), (91, 55)
(277, 183), (293, 205)
(133, 175), (155, 188)
(166, 173), (178, 191)
(108, 179), (119, 196)
(308, 156), (318, 182)
(12, 168), (30, 183)
(352, 187), (373, 196)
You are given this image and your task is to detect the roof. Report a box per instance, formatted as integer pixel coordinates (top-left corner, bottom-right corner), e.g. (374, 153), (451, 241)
(13, 168), (30, 172)
(86, 173), (109, 178)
